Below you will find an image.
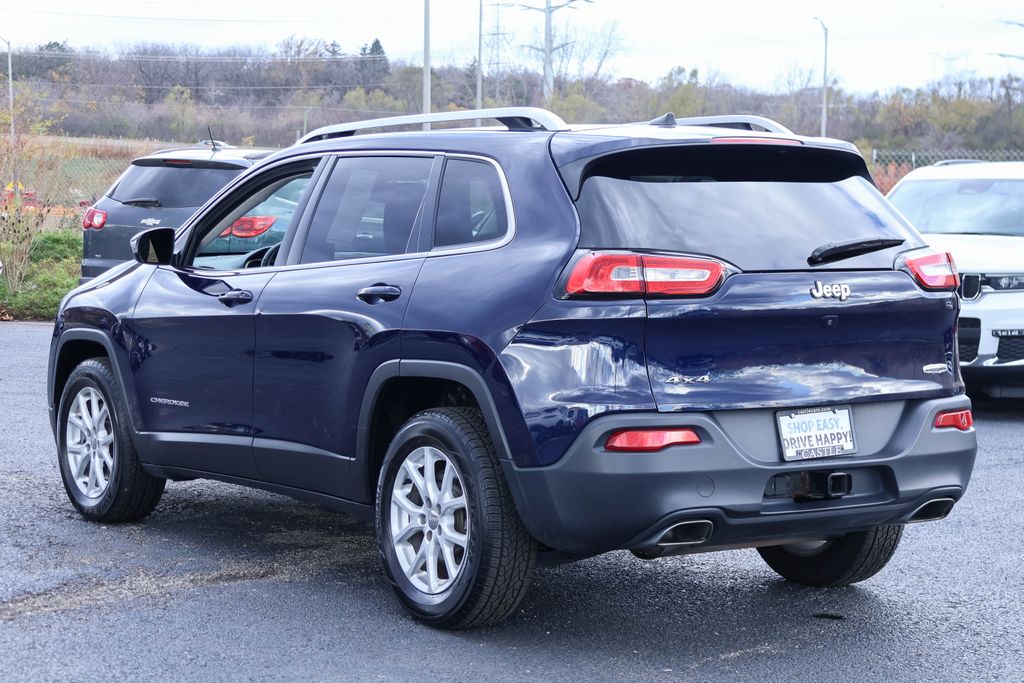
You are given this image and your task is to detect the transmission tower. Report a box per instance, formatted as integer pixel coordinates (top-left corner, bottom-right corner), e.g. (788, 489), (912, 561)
(519, 0), (591, 104)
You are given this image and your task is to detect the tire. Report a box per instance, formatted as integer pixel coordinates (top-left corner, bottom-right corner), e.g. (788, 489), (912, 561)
(376, 407), (536, 629)
(56, 357), (165, 522)
(757, 525), (904, 586)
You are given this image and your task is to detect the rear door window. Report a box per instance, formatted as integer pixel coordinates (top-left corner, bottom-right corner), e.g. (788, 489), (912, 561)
(574, 146), (923, 271)
(299, 156), (433, 264)
(110, 163), (242, 208)
(433, 159), (509, 248)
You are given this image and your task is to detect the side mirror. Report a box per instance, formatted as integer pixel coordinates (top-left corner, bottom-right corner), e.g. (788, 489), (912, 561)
(130, 227), (176, 266)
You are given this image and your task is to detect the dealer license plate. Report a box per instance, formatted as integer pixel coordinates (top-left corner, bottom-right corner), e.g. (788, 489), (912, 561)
(776, 406), (857, 461)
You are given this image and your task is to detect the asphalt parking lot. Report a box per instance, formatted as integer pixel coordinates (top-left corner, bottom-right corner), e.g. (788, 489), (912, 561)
(1, 320), (1022, 681)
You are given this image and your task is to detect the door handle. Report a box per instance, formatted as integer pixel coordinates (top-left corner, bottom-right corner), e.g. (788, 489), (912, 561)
(356, 284), (402, 304)
(217, 289), (254, 307)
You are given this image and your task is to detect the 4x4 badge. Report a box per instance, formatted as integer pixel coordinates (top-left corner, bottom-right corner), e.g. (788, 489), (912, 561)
(810, 281), (851, 301)
(666, 375), (711, 385)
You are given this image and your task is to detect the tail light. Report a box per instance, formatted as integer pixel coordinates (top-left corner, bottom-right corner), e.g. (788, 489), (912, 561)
(218, 215), (277, 239)
(900, 250), (959, 290)
(566, 252), (727, 297)
(934, 409), (973, 431)
(82, 207), (107, 229)
(605, 428), (701, 452)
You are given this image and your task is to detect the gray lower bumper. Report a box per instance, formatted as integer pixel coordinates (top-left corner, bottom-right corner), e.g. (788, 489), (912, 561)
(503, 395), (977, 555)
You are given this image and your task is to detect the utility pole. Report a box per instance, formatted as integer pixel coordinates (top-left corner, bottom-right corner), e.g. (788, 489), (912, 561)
(520, 0), (590, 105)
(0, 35), (14, 194)
(476, 0), (484, 113)
(423, 0), (431, 129)
(813, 17), (828, 137)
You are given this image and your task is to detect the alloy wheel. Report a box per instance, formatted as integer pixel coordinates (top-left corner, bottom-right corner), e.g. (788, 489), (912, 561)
(389, 446), (470, 594)
(65, 386), (115, 499)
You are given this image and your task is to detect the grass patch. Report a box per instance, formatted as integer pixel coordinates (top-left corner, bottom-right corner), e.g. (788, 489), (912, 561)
(1, 229), (81, 321)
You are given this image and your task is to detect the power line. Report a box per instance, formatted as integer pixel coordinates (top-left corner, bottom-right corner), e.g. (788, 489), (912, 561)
(13, 51), (393, 63)
(0, 6), (341, 23)
(34, 96), (408, 115)
(44, 82), (393, 91)
(11, 48), (482, 64)
(1, 5), (478, 25)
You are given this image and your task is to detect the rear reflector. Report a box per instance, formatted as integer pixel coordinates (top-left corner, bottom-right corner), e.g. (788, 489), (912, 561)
(605, 428), (701, 452)
(901, 250), (960, 290)
(219, 215), (277, 239)
(566, 252), (727, 297)
(711, 136), (802, 146)
(82, 207), (107, 229)
(934, 409), (973, 431)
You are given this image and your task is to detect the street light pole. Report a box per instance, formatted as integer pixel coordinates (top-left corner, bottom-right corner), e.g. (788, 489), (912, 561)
(422, 0), (431, 129)
(813, 17), (828, 137)
(542, 0), (553, 104)
(476, 0), (484, 113)
(0, 35), (14, 190)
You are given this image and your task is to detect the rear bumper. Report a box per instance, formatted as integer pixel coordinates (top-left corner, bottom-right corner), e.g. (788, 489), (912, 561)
(502, 395), (976, 555)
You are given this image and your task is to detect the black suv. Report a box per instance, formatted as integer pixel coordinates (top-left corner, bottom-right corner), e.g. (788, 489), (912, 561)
(81, 142), (272, 281)
(48, 108), (977, 628)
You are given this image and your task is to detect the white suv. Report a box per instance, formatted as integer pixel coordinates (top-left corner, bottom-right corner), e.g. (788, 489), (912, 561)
(888, 161), (1024, 397)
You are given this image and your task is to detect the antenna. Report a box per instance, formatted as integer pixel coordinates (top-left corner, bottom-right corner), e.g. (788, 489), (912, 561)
(207, 126), (219, 151)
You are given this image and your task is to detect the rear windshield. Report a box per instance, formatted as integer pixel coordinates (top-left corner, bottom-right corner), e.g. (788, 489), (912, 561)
(109, 164), (242, 208)
(575, 146), (922, 271)
(888, 178), (1024, 237)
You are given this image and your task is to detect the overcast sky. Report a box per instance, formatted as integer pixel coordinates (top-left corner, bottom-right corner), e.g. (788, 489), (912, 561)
(2, 0), (1021, 93)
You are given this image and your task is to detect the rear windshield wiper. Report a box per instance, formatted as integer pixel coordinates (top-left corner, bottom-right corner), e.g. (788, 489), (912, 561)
(808, 237), (905, 266)
(121, 197), (162, 207)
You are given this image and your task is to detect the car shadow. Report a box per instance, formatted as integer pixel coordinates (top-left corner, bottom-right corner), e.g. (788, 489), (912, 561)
(96, 479), (931, 674)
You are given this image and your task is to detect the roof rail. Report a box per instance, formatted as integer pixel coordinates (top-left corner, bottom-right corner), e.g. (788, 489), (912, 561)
(647, 113), (794, 135)
(299, 107), (568, 144)
(932, 159), (985, 167)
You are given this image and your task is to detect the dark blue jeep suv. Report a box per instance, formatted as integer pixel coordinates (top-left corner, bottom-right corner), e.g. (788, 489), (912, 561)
(47, 108), (977, 628)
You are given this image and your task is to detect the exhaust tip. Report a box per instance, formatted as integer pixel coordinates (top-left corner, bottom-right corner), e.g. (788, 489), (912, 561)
(908, 497), (956, 523)
(656, 520), (714, 547)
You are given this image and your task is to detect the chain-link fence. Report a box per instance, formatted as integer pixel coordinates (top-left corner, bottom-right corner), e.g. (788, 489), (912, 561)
(5, 137), (180, 222)
(870, 149), (1024, 193)
(13, 138), (1024, 217)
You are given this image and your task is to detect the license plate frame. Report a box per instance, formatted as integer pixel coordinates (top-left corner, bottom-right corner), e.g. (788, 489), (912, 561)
(776, 405), (857, 462)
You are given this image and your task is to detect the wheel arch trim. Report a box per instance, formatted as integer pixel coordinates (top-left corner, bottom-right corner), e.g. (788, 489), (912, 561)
(355, 359), (514, 502)
(51, 329), (140, 437)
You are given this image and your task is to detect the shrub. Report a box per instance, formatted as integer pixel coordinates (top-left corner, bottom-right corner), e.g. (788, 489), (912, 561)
(0, 257), (79, 320)
(31, 228), (82, 263)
